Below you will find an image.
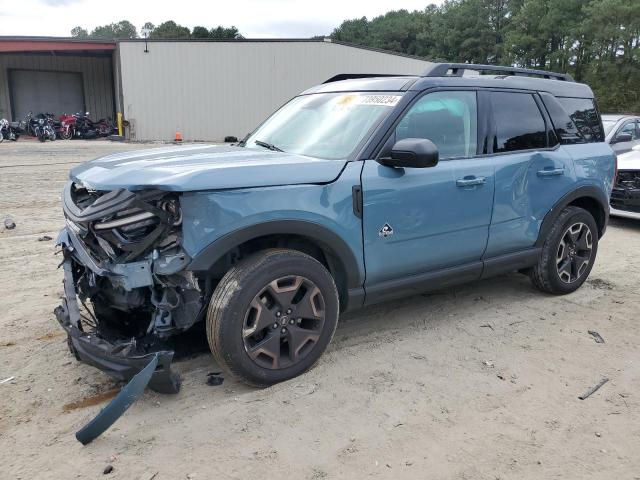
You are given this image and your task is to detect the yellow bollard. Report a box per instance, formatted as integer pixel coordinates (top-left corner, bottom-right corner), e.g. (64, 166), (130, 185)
(117, 112), (123, 137)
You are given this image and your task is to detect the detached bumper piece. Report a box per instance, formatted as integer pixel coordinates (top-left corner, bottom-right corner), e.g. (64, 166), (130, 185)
(55, 255), (181, 395)
(75, 353), (160, 445)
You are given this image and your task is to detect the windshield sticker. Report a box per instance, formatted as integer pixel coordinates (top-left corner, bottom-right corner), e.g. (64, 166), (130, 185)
(334, 94), (401, 110)
(357, 95), (402, 107)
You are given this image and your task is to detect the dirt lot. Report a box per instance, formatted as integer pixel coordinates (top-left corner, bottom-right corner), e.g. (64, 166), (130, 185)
(0, 140), (639, 479)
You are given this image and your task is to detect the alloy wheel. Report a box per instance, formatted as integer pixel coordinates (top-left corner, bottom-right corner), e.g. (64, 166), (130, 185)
(556, 222), (593, 283)
(242, 275), (325, 369)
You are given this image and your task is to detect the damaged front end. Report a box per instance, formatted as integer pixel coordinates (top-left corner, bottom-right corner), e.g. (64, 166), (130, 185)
(610, 170), (640, 215)
(55, 181), (206, 394)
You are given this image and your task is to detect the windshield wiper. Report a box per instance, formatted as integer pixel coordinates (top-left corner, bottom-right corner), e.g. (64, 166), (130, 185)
(254, 140), (284, 152)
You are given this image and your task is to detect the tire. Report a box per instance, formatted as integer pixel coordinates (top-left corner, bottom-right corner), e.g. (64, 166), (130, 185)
(207, 248), (339, 387)
(0, 131), (4, 143)
(529, 206), (598, 294)
(37, 129), (45, 142)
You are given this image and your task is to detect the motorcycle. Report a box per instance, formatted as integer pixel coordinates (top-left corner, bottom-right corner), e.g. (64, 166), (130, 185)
(59, 113), (76, 140)
(70, 112), (98, 139)
(33, 115), (56, 142)
(0, 118), (23, 142)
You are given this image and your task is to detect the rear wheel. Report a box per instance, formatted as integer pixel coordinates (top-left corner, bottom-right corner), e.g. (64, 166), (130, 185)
(529, 206), (598, 294)
(206, 249), (339, 387)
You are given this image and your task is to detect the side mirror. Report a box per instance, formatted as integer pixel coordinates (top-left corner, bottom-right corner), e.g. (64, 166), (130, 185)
(379, 138), (439, 169)
(614, 132), (633, 143)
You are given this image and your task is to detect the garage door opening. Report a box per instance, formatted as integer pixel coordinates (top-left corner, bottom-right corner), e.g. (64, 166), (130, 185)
(9, 69), (85, 121)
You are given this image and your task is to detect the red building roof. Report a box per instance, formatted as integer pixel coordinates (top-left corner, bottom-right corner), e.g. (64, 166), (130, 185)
(0, 37), (115, 53)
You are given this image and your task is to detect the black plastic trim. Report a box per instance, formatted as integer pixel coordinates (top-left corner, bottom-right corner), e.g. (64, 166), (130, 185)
(481, 248), (541, 279)
(187, 219), (364, 290)
(364, 262), (483, 306)
(535, 185), (609, 245)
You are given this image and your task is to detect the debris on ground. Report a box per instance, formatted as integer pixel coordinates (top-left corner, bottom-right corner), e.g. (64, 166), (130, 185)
(3, 217), (16, 230)
(0, 376), (15, 385)
(206, 372), (224, 386)
(480, 324), (494, 331)
(37, 235), (53, 242)
(75, 354), (159, 445)
(482, 360), (495, 368)
(588, 330), (605, 344)
(578, 377), (609, 400)
(103, 465), (113, 474)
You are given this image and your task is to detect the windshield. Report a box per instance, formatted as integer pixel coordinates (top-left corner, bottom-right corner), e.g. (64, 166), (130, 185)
(243, 92), (403, 160)
(602, 120), (617, 136)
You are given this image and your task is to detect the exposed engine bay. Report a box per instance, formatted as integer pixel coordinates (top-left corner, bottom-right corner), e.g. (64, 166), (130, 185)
(55, 181), (209, 394)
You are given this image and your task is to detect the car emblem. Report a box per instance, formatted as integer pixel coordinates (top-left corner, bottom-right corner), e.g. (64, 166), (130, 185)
(378, 223), (394, 237)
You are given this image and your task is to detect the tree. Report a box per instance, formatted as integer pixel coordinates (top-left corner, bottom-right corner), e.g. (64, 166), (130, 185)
(210, 26), (242, 39)
(70, 26), (88, 38)
(90, 20), (138, 39)
(149, 21), (191, 39)
(192, 26), (210, 38)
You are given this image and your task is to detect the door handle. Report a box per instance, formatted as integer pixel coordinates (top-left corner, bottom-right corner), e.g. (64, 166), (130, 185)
(537, 167), (564, 177)
(456, 176), (486, 187)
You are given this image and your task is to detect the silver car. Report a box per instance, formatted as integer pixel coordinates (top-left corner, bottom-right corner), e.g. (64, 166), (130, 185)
(602, 114), (640, 154)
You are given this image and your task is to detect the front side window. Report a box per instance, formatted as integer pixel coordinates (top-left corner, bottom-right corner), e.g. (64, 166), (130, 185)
(617, 121), (639, 140)
(243, 92), (402, 160)
(490, 92), (547, 153)
(395, 91), (477, 159)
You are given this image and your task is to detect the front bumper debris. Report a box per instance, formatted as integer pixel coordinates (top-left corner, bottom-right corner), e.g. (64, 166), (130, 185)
(55, 231), (181, 394)
(75, 353), (161, 445)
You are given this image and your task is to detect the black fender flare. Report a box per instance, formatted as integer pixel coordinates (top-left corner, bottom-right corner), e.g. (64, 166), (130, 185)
(187, 220), (364, 290)
(535, 185), (609, 247)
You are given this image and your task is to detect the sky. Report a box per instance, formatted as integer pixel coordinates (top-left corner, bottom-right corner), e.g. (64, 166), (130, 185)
(0, 0), (444, 38)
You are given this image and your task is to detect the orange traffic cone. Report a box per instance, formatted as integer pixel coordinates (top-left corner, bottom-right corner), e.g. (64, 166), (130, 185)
(174, 130), (183, 142)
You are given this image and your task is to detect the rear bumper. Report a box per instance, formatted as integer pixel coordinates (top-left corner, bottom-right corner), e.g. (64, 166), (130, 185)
(55, 229), (181, 394)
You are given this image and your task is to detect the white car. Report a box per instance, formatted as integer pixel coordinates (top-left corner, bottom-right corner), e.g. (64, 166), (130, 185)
(610, 144), (640, 220)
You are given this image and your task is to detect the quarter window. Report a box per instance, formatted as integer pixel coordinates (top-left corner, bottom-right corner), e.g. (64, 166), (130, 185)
(395, 91), (477, 159)
(490, 92), (547, 153)
(556, 97), (604, 142)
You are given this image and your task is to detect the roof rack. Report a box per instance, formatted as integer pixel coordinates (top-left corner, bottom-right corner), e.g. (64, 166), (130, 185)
(422, 63), (574, 82)
(323, 73), (412, 83)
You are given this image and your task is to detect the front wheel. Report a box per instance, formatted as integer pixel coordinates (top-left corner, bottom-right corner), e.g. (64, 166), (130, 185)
(529, 206), (598, 294)
(206, 249), (339, 387)
(36, 129), (46, 142)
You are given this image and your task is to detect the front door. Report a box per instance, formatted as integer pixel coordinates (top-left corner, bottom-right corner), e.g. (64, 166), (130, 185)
(361, 90), (495, 293)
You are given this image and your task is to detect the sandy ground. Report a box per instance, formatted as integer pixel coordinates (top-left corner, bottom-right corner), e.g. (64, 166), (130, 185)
(0, 140), (639, 480)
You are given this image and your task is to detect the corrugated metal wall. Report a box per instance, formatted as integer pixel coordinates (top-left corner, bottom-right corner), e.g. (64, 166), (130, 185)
(0, 54), (114, 122)
(118, 41), (432, 141)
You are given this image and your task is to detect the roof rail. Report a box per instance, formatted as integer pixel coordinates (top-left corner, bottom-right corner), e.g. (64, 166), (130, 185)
(323, 73), (411, 83)
(422, 63), (574, 82)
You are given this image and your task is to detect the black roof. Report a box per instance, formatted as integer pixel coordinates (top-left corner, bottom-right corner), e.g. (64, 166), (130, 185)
(308, 66), (593, 98)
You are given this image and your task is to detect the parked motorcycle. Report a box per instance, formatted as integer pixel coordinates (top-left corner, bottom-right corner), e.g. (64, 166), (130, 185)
(0, 118), (23, 142)
(33, 115), (56, 142)
(59, 113), (76, 140)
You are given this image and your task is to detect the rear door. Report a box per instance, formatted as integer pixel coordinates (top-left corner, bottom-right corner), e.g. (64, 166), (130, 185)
(361, 89), (495, 289)
(484, 90), (576, 258)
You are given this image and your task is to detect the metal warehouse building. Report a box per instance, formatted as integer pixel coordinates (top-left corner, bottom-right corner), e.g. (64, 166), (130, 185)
(0, 37), (431, 141)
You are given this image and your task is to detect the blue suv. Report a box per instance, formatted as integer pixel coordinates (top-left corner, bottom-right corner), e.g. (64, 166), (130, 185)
(55, 63), (615, 393)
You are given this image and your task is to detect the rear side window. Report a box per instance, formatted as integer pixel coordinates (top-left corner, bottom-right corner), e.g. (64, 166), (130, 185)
(489, 92), (547, 153)
(556, 97), (604, 142)
(539, 92), (583, 144)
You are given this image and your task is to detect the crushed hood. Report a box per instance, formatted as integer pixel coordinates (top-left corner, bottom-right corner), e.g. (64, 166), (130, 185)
(69, 144), (347, 192)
